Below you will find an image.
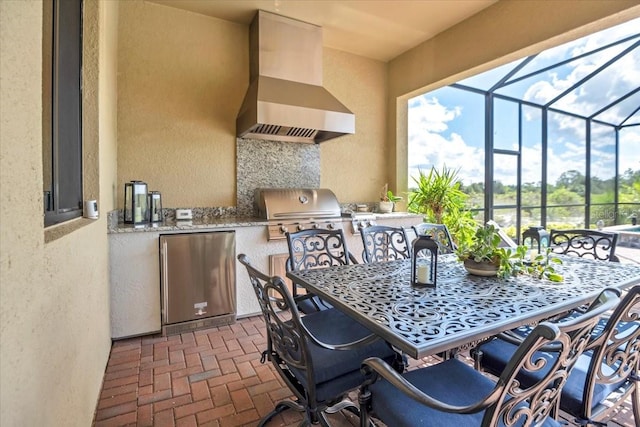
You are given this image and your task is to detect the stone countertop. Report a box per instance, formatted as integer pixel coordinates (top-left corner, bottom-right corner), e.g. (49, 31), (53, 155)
(108, 212), (422, 234)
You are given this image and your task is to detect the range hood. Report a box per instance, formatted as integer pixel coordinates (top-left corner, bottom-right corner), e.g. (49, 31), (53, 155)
(236, 11), (355, 144)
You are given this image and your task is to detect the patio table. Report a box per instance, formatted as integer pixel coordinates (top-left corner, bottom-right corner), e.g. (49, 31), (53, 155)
(287, 254), (640, 359)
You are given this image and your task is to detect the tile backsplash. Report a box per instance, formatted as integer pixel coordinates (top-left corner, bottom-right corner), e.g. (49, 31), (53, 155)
(236, 138), (320, 216)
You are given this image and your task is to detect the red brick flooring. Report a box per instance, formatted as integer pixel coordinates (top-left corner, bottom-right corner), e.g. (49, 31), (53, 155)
(93, 315), (636, 427)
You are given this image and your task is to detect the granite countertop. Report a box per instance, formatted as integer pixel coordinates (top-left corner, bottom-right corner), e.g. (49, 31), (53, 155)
(108, 212), (422, 234)
(109, 216), (267, 233)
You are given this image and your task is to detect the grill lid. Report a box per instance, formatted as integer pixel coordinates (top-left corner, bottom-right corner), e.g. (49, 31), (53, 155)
(255, 188), (341, 220)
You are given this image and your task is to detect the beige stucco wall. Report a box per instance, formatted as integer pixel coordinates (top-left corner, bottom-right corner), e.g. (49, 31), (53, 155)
(117, 1), (247, 209)
(117, 1), (390, 208)
(387, 0), (640, 195)
(0, 0), (117, 425)
(321, 48), (388, 203)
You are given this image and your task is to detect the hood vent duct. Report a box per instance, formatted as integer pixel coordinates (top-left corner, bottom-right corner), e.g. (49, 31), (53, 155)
(236, 11), (355, 144)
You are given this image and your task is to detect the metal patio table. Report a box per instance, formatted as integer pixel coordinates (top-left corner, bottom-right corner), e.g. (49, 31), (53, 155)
(287, 254), (640, 359)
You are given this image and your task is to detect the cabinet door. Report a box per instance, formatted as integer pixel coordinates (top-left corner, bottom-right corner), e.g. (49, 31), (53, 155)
(160, 232), (235, 325)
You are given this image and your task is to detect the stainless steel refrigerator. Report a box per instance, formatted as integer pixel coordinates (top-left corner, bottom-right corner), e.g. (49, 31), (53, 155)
(160, 231), (236, 334)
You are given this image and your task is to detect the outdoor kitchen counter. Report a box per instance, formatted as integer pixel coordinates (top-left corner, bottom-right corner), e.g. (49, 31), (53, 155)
(108, 211), (422, 339)
(107, 212), (421, 233)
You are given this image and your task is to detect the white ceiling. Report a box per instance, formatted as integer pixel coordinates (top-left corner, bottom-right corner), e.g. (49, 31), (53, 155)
(148, 0), (497, 62)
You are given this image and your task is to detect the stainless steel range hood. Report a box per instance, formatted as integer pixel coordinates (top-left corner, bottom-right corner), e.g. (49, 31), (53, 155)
(236, 11), (355, 144)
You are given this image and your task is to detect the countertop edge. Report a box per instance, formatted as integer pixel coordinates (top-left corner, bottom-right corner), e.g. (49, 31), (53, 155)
(108, 212), (423, 234)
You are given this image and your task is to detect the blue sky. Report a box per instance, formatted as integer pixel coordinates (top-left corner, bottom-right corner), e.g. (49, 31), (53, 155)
(408, 18), (640, 188)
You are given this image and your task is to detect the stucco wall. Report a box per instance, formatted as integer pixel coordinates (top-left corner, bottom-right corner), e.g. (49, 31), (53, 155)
(117, 1), (247, 209)
(116, 1), (390, 208)
(0, 0), (117, 426)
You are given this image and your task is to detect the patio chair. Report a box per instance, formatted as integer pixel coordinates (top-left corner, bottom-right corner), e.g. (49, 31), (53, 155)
(285, 228), (358, 313)
(237, 254), (402, 426)
(358, 288), (620, 427)
(486, 220), (519, 248)
(549, 229), (620, 262)
(412, 222), (456, 254)
(360, 225), (411, 263)
(474, 285), (639, 427)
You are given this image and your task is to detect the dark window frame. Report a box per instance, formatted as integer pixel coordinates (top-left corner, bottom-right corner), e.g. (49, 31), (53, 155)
(44, 0), (83, 227)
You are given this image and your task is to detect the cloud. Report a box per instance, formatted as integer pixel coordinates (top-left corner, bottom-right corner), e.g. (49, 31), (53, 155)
(408, 96), (484, 185)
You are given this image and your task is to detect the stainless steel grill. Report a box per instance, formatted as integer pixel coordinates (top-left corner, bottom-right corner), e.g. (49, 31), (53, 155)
(255, 188), (343, 240)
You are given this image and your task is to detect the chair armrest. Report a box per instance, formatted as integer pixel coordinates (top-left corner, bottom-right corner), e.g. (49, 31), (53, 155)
(361, 357), (500, 414)
(298, 318), (384, 351)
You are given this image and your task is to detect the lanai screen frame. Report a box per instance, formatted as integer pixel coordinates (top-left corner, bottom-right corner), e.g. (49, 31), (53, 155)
(413, 30), (639, 240)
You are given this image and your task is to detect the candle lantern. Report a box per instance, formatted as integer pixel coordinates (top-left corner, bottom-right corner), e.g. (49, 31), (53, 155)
(148, 191), (163, 223)
(522, 226), (549, 253)
(411, 235), (438, 287)
(124, 181), (149, 225)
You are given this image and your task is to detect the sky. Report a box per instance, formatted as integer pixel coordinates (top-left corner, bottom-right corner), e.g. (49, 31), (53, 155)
(408, 18), (640, 189)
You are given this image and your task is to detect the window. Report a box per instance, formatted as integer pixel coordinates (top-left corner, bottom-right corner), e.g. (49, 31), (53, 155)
(43, 0), (83, 227)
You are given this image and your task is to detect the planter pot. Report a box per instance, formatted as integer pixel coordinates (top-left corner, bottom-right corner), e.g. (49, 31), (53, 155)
(463, 259), (499, 277)
(378, 201), (394, 213)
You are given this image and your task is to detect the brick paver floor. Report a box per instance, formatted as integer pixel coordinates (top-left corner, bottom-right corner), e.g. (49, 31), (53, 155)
(93, 311), (637, 427)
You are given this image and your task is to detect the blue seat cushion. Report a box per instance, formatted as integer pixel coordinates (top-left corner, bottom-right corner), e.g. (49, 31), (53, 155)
(288, 308), (397, 402)
(296, 295), (333, 314)
(477, 337), (627, 417)
(370, 358), (561, 427)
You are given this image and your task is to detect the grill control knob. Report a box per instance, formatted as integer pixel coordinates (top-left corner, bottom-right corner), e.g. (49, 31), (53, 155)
(297, 224), (305, 231)
(313, 223), (320, 229)
(279, 225), (288, 234)
(326, 223), (335, 230)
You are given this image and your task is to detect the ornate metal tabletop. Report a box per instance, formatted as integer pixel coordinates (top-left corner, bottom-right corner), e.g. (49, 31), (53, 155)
(287, 254), (640, 359)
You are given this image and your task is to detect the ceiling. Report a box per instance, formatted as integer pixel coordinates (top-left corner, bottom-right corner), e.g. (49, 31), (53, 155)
(148, 0), (497, 62)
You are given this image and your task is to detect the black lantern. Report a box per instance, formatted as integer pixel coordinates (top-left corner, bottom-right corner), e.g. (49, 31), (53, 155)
(148, 191), (163, 223)
(124, 181), (149, 225)
(411, 235), (438, 287)
(522, 226), (549, 253)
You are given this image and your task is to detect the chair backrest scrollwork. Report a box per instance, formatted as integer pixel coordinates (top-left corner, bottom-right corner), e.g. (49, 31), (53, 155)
(285, 228), (355, 272)
(237, 254), (318, 400)
(412, 223), (456, 254)
(483, 289), (620, 426)
(581, 285), (639, 422)
(549, 229), (619, 261)
(361, 225), (411, 263)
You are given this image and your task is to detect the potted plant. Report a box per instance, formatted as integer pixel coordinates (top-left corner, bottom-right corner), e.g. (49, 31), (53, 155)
(455, 224), (516, 277)
(407, 166), (476, 246)
(456, 224), (564, 281)
(379, 184), (402, 213)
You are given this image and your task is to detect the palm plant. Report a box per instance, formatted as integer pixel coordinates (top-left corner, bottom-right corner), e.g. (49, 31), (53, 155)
(407, 166), (476, 245)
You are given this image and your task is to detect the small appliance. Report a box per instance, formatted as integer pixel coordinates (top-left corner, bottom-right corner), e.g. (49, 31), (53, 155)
(124, 181), (149, 225)
(84, 200), (98, 219)
(176, 209), (193, 220)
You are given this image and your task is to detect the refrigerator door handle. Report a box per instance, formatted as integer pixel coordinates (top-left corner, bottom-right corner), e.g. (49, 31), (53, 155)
(161, 238), (169, 324)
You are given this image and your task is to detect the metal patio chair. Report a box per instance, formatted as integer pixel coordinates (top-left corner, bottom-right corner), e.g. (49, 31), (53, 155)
(237, 254), (403, 426)
(358, 289), (620, 427)
(549, 228), (620, 262)
(412, 222), (456, 254)
(474, 285), (639, 426)
(285, 228), (358, 313)
(360, 225), (411, 263)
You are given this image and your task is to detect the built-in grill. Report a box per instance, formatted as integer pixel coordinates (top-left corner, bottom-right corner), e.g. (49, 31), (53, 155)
(255, 188), (344, 240)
